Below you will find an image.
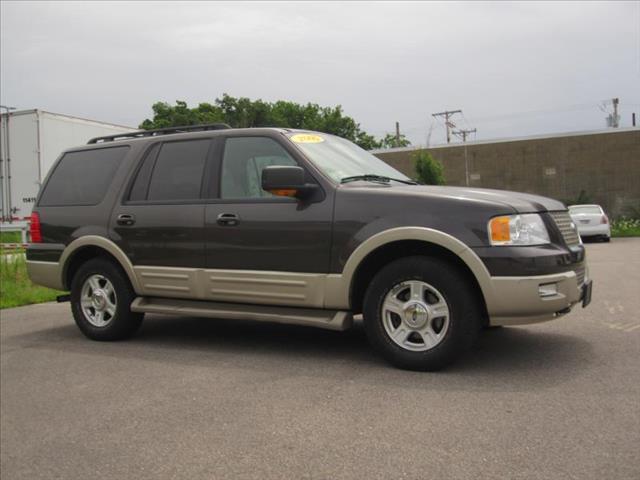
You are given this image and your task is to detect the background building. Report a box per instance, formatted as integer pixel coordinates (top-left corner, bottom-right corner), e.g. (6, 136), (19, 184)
(373, 128), (640, 218)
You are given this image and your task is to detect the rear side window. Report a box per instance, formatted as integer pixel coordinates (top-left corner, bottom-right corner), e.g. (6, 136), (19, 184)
(39, 146), (129, 206)
(146, 140), (210, 201)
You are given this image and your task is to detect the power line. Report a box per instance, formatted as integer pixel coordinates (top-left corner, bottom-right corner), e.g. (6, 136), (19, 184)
(425, 119), (435, 147)
(379, 100), (632, 146)
(467, 103), (600, 123)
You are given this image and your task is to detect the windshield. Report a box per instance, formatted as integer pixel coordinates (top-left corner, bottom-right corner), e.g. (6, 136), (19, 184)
(287, 132), (411, 183)
(569, 205), (602, 215)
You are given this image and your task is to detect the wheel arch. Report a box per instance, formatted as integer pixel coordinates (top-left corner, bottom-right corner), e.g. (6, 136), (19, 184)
(326, 227), (493, 316)
(60, 236), (140, 292)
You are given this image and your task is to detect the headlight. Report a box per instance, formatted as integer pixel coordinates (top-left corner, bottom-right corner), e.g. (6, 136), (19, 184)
(488, 213), (550, 246)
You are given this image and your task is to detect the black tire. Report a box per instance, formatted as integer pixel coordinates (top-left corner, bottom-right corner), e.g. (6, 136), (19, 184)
(603, 236), (611, 243)
(363, 256), (482, 371)
(70, 258), (143, 341)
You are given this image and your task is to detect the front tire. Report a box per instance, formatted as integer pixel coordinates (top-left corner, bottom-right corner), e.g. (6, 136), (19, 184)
(363, 256), (482, 371)
(70, 258), (143, 341)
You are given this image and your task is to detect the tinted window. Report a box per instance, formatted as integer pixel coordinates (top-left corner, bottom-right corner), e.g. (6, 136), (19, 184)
(39, 146), (128, 206)
(128, 144), (160, 201)
(147, 140), (210, 201)
(221, 137), (297, 199)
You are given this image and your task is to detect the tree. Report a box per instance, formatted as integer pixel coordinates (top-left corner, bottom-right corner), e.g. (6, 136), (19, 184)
(139, 95), (384, 150)
(413, 151), (445, 185)
(379, 133), (411, 149)
(139, 101), (225, 130)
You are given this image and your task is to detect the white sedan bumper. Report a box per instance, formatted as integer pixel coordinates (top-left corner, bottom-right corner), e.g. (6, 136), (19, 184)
(576, 223), (611, 238)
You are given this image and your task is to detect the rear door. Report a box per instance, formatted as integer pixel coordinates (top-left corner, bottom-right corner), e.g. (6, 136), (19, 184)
(110, 138), (215, 269)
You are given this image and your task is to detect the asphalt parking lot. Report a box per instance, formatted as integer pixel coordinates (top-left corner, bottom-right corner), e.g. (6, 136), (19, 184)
(1, 239), (639, 480)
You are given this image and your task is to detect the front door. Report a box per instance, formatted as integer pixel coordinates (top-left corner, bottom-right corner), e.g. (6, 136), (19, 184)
(203, 135), (334, 306)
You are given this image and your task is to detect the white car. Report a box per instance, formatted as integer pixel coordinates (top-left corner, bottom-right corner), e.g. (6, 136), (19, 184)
(568, 204), (611, 242)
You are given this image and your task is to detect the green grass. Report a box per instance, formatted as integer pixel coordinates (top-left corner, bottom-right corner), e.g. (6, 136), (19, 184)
(0, 231), (22, 244)
(0, 254), (65, 309)
(611, 218), (640, 238)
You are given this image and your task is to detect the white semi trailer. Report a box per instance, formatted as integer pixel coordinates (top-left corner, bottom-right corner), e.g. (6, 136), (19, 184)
(0, 109), (136, 221)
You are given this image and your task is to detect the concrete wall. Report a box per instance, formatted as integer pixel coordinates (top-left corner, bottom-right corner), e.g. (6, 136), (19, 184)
(373, 128), (640, 218)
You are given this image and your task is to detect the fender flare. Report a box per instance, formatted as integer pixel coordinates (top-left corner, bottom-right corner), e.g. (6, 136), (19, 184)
(324, 227), (494, 311)
(59, 236), (141, 292)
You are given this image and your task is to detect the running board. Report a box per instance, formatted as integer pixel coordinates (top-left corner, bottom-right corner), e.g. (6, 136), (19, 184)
(130, 297), (353, 331)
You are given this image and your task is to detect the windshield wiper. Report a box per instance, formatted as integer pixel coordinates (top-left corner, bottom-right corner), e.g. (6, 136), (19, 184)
(340, 174), (417, 185)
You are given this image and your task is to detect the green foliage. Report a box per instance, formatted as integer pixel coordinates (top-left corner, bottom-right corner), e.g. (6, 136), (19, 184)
(379, 133), (411, 149)
(413, 151), (445, 185)
(0, 231), (21, 243)
(140, 94), (384, 150)
(611, 218), (640, 237)
(1, 254), (64, 309)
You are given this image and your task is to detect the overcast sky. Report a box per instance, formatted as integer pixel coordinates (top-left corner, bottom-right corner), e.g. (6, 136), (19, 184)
(1, 1), (639, 145)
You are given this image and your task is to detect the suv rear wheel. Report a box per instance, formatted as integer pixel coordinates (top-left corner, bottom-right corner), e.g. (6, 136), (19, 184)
(363, 256), (481, 371)
(70, 258), (143, 341)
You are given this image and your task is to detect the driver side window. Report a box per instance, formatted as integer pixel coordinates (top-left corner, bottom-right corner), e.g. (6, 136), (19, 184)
(220, 137), (297, 199)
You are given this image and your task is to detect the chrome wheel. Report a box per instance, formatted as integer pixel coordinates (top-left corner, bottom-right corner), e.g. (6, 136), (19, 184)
(382, 280), (450, 352)
(80, 274), (117, 327)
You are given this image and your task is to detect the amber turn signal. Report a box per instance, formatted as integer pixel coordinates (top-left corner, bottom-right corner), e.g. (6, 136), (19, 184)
(489, 216), (511, 243)
(269, 189), (298, 197)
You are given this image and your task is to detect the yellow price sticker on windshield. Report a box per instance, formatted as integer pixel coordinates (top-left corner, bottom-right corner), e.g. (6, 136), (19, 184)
(290, 134), (324, 144)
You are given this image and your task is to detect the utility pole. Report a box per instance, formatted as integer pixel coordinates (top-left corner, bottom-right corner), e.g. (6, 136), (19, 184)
(432, 109), (461, 144)
(453, 128), (477, 187)
(452, 128), (477, 142)
(633, 113), (637, 127)
(395, 121), (400, 147)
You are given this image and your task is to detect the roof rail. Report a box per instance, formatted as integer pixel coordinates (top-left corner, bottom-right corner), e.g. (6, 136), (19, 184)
(87, 123), (232, 144)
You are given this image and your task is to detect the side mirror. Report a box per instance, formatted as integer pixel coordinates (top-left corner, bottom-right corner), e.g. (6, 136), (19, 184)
(261, 166), (317, 199)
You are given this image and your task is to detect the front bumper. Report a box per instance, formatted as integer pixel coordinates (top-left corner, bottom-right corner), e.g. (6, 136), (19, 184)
(486, 267), (589, 326)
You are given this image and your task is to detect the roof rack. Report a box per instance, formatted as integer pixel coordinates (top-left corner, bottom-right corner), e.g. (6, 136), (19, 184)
(87, 123), (232, 144)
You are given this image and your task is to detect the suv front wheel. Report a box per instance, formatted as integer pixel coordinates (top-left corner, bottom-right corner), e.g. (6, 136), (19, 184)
(70, 258), (144, 341)
(363, 256), (481, 371)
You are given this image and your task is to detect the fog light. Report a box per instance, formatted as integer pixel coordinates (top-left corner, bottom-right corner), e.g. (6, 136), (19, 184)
(539, 283), (558, 298)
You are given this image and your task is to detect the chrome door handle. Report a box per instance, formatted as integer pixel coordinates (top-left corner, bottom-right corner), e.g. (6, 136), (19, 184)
(117, 214), (136, 226)
(217, 213), (239, 226)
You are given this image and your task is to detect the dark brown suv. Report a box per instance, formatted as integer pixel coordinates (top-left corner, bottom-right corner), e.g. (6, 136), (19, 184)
(26, 124), (592, 370)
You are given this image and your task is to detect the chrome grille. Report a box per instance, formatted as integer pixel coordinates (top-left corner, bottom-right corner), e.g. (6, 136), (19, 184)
(550, 211), (580, 246)
(575, 265), (586, 287)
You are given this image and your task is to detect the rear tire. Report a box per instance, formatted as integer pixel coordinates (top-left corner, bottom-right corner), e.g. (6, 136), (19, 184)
(70, 258), (143, 341)
(363, 256), (482, 371)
